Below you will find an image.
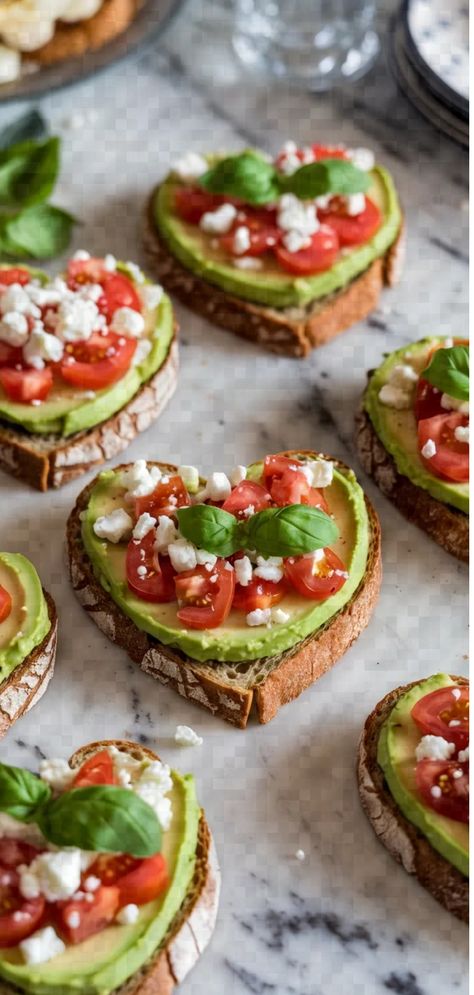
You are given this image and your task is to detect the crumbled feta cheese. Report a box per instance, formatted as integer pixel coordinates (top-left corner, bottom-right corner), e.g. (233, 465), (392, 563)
(421, 438), (437, 459)
(378, 384), (412, 410)
(271, 607), (290, 624)
(454, 425), (469, 444)
(233, 257), (263, 270)
(173, 152), (208, 182)
(25, 284), (62, 309)
(132, 339), (152, 367)
(134, 761), (173, 831)
(254, 556), (284, 583)
(301, 459), (334, 489)
(282, 230), (311, 253)
(0, 311), (29, 346)
(229, 465), (247, 486)
(20, 851), (82, 903)
(389, 364), (419, 389)
(452, 687), (462, 700)
(277, 194), (319, 237)
(347, 147), (375, 171)
(23, 326), (64, 369)
(195, 549), (217, 568)
(344, 193), (366, 216)
(72, 250), (91, 261)
(430, 785), (442, 799)
(200, 204), (237, 235)
(116, 903), (140, 925)
(415, 735), (456, 762)
(458, 746), (469, 763)
(119, 460), (162, 499)
(154, 515), (179, 553)
(83, 875), (101, 893)
(20, 927), (66, 966)
(108, 746), (143, 788)
(168, 538), (197, 573)
(440, 393), (469, 415)
(178, 465), (199, 492)
(66, 910), (81, 929)
(232, 226), (251, 255)
(103, 254), (117, 272)
(141, 284), (163, 310)
(0, 284), (39, 319)
(54, 297), (100, 343)
(39, 758), (74, 792)
(133, 512), (157, 541)
(206, 472), (232, 502)
(124, 261), (145, 284)
(110, 307), (145, 338)
(93, 509), (133, 543)
(174, 725), (203, 747)
(234, 555), (253, 587)
(246, 608), (272, 627)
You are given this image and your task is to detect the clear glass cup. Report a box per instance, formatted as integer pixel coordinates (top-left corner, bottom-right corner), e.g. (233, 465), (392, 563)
(232, 0), (379, 89)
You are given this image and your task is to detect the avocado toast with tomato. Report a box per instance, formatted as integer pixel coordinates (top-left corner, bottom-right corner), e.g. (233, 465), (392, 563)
(0, 739), (219, 994)
(0, 255), (177, 491)
(144, 141), (404, 357)
(358, 675), (469, 922)
(355, 337), (469, 561)
(67, 450), (381, 727)
(0, 552), (57, 737)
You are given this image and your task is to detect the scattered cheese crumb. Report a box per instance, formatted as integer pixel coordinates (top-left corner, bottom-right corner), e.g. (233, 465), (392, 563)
(174, 725), (203, 747)
(93, 509), (133, 544)
(421, 438), (437, 459)
(415, 735), (455, 762)
(116, 904), (140, 925)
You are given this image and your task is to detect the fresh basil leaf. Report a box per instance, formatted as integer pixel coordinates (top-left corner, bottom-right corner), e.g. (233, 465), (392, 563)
(200, 152), (279, 205)
(177, 504), (241, 557)
(246, 504), (339, 557)
(422, 345), (469, 402)
(0, 110), (47, 151)
(38, 786), (162, 857)
(3, 204), (75, 259)
(282, 158), (371, 199)
(11, 137), (60, 206)
(0, 763), (51, 823)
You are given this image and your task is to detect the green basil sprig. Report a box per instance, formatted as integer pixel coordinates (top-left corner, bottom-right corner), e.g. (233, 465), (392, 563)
(177, 503), (338, 558)
(421, 344), (469, 402)
(199, 151), (369, 205)
(38, 786), (162, 857)
(0, 762), (51, 823)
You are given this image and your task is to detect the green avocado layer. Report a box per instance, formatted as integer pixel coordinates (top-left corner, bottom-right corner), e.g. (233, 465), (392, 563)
(81, 456), (370, 664)
(0, 264), (174, 437)
(364, 337), (469, 514)
(377, 673), (469, 877)
(154, 165), (401, 310)
(0, 553), (50, 682)
(0, 771), (200, 995)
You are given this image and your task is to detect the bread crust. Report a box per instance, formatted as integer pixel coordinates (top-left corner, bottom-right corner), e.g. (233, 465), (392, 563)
(354, 405), (469, 562)
(0, 591), (57, 738)
(357, 677), (469, 922)
(66, 452), (382, 727)
(0, 334), (178, 491)
(29, 0), (139, 65)
(143, 190), (405, 358)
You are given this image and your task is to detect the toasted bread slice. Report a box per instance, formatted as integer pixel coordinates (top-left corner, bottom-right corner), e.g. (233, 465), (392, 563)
(0, 591), (57, 738)
(355, 405), (469, 562)
(0, 334), (178, 492)
(357, 677), (469, 923)
(66, 452), (382, 728)
(143, 191), (405, 358)
(29, 0), (139, 65)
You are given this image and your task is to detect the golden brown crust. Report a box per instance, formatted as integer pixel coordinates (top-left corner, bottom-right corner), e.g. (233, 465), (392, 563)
(357, 677), (469, 922)
(30, 0), (138, 65)
(0, 591), (57, 738)
(0, 334), (178, 491)
(143, 190), (405, 358)
(354, 405), (469, 562)
(66, 452), (382, 727)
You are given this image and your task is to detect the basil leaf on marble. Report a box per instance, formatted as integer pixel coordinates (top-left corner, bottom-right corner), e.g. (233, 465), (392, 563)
(200, 152), (280, 205)
(421, 344), (469, 401)
(38, 786), (162, 857)
(282, 158), (371, 199)
(245, 504), (339, 557)
(0, 762), (51, 823)
(0, 110), (47, 151)
(3, 204), (76, 260)
(177, 504), (241, 557)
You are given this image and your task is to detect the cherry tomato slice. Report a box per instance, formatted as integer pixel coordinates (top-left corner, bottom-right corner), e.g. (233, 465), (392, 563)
(275, 225), (339, 275)
(0, 366), (53, 403)
(0, 343), (23, 368)
(174, 187), (231, 224)
(55, 886), (119, 945)
(89, 853), (168, 908)
(222, 481), (272, 520)
(67, 257), (109, 284)
(219, 208), (281, 257)
(134, 475), (191, 520)
(0, 585), (12, 623)
(418, 413), (469, 483)
(0, 840), (43, 869)
(0, 875), (45, 947)
(284, 548), (347, 601)
(232, 574), (286, 612)
(72, 750), (117, 788)
(412, 685), (469, 752)
(67, 259), (142, 321)
(126, 532), (176, 604)
(59, 333), (137, 391)
(312, 144), (349, 160)
(416, 760), (469, 824)
(318, 197), (381, 247)
(0, 268), (30, 287)
(414, 378), (445, 421)
(175, 560), (235, 630)
(263, 454), (302, 486)
(270, 469), (329, 513)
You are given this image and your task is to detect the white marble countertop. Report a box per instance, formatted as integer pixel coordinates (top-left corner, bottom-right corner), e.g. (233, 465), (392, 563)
(0, 1), (469, 993)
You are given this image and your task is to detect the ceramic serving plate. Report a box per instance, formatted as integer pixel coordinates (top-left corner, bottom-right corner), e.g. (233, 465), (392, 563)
(404, 0), (469, 115)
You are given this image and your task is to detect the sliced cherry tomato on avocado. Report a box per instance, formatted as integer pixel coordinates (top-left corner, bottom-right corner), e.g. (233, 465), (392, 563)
(0, 268), (30, 287)
(270, 469), (329, 513)
(174, 187), (232, 224)
(0, 875), (45, 947)
(55, 885), (119, 945)
(0, 366), (53, 403)
(416, 760), (469, 824)
(284, 548), (347, 601)
(67, 257), (109, 284)
(418, 413), (469, 482)
(312, 144), (349, 161)
(219, 209), (281, 257)
(175, 560), (235, 630)
(59, 332), (137, 391)
(222, 481), (272, 520)
(126, 532), (176, 604)
(0, 839), (43, 869)
(134, 475), (191, 520)
(72, 749), (117, 788)
(414, 378), (445, 421)
(90, 853), (168, 908)
(0, 343), (23, 368)
(412, 685), (469, 752)
(263, 454), (301, 485)
(0, 585), (12, 623)
(275, 225), (339, 275)
(67, 259), (142, 321)
(318, 197), (381, 246)
(232, 574), (286, 612)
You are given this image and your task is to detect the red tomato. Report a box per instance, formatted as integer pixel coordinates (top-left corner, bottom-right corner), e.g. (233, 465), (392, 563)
(412, 685), (469, 752)
(263, 454), (302, 486)
(175, 560), (235, 630)
(72, 750), (117, 788)
(312, 144), (349, 160)
(0, 874), (45, 947)
(219, 208), (281, 257)
(416, 760), (469, 824)
(222, 481), (272, 520)
(174, 187), (230, 224)
(270, 469), (329, 513)
(0, 585), (12, 623)
(56, 885), (119, 945)
(67, 259), (142, 321)
(126, 532), (176, 604)
(0, 840), (43, 869)
(67, 257), (109, 284)
(0, 367), (53, 403)
(414, 378), (445, 421)
(0, 268), (30, 286)
(275, 226), (339, 275)
(285, 548), (347, 600)
(89, 853), (168, 908)
(0, 343), (22, 368)
(232, 574), (286, 612)
(134, 475), (191, 520)
(59, 333), (137, 391)
(318, 197), (381, 247)
(418, 413), (469, 482)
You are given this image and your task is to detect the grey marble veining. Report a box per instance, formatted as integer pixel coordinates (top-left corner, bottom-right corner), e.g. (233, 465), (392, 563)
(0, 1), (469, 993)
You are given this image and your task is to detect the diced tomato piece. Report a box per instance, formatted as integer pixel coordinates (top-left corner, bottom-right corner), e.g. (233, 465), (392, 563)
(174, 187), (232, 224)
(175, 560), (235, 630)
(0, 343), (23, 368)
(55, 885), (119, 945)
(418, 413), (469, 482)
(412, 685), (469, 753)
(414, 378), (445, 421)
(318, 196), (381, 246)
(126, 532), (176, 604)
(134, 475), (191, 520)
(67, 259), (142, 321)
(232, 574), (286, 612)
(0, 840), (43, 869)
(72, 750), (117, 788)
(284, 548), (347, 600)
(89, 853), (168, 907)
(0, 585), (12, 623)
(416, 760), (469, 824)
(0, 887), (45, 947)
(67, 257), (109, 284)
(219, 207), (282, 257)
(263, 456), (329, 512)
(0, 366), (53, 403)
(59, 333), (137, 391)
(0, 268), (31, 286)
(312, 144), (349, 160)
(222, 481), (272, 520)
(275, 226), (339, 275)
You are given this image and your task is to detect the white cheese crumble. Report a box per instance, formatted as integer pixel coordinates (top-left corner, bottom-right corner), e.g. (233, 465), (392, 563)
(173, 151), (208, 182)
(277, 194), (319, 237)
(23, 326), (64, 369)
(20, 927), (66, 966)
(454, 425), (469, 444)
(103, 254), (117, 272)
(229, 465), (247, 486)
(234, 555), (253, 587)
(203, 472), (232, 502)
(133, 512), (157, 541)
(154, 515), (179, 553)
(389, 364), (419, 389)
(458, 746), (469, 763)
(141, 284), (163, 310)
(415, 735), (456, 762)
(232, 226), (251, 255)
(174, 725), (204, 747)
(378, 362), (419, 410)
(246, 608), (272, 627)
(430, 785), (442, 798)
(233, 257), (263, 270)
(93, 509), (133, 544)
(110, 307), (145, 339)
(134, 761), (173, 831)
(301, 459), (333, 489)
(19, 850), (82, 903)
(116, 904), (140, 925)
(178, 465), (199, 492)
(83, 875), (101, 893)
(168, 538), (197, 573)
(132, 339), (152, 367)
(0, 311), (29, 346)
(120, 460), (162, 499)
(421, 438), (437, 459)
(54, 297), (101, 343)
(282, 230), (311, 253)
(39, 758), (75, 792)
(195, 549), (218, 568)
(65, 910), (81, 929)
(344, 193), (366, 216)
(200, 203), (237, 235)
(272, 607), (290, 624)
(254, 556), (284, 583)
(0, 284), (40, 318)
(378, 384), (413, 410)
(347, 147), (375, 171)
(440, 393), (469, 415)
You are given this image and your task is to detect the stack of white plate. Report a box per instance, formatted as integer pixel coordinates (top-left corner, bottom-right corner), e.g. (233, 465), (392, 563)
(389, 0), (468, 147)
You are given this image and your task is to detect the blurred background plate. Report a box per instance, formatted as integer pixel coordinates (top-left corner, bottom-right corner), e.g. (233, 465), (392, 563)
(0, 0), (183, 103)
(404, 0), (469, 117)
